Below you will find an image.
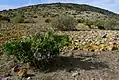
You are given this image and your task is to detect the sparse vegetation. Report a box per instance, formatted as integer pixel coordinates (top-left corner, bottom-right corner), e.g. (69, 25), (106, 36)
(0, 15), (10, 22)
(103, 19), (118, 30)
(76, 19), (119, 30)
(52, 15), (77, 31)
(0, 3), (119, 30)
(23, 18), (35, 23)
(83, 19), (94, 27)
(12, 15), (24, 23)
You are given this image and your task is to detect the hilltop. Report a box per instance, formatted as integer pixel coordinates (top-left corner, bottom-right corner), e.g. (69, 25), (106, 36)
(1, 3), (119, 18)
(0, 3), (119, 28)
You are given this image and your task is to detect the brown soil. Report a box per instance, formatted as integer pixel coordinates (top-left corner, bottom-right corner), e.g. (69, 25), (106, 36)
(0, 50), (119, 80)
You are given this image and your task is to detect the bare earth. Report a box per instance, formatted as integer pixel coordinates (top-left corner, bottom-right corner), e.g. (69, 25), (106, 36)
(0, 50), (119, 80)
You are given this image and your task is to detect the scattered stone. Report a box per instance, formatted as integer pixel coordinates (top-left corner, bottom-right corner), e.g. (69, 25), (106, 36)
(3, 73), (12, 77)
(12, 65), (21, 74)
(27, 77), (31, 80)
(72, 71), (80, 77)
(0, 77), (11, 80)
(91, 78), (95, 80)
(65, 68), (74, 72)
(68, 31), (119, 52)
(102, 34), (107, 38)
(17, 68), (27, 77)
(11, 65), (27, 77)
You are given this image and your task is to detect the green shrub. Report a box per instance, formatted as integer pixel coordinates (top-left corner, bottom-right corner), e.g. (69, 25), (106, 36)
(3, 40), (33, 63)
(0, 15), (10, 22)
(12, 15), (24, 23)
(94, 20), (105, 29)
(52, 15), (77, 31)
(23, 18), (35, 23)
(76, 19), (118, 30)
(83, 19), (94, 27)
(3, 32), (71, 68)
(94, 20), (104, 27)
(103, 19), (118, 30)
(77, 19), (85, 23)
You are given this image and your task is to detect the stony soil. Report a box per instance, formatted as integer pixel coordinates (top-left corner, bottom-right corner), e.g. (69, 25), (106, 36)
(0, 50), (119, 80)
(1, 30), (119, 80)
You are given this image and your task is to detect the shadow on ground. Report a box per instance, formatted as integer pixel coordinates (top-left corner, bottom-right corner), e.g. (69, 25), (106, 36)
(39, 54), (109, 72)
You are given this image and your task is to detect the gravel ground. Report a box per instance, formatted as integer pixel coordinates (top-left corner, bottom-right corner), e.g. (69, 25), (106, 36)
(0, 50), (119, 80)
(1, 30), (119, 80)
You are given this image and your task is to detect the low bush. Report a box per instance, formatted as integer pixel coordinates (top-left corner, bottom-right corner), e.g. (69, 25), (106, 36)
(83, 19), (94, 27)
(103, 19), (118, 30)
(3, 32), (71, 68)
(94, 20), (105, 29)
(52, 15), (77, 31)
(76, 19), (119, 30)
(12, 15), (24, 23)
(77, 19), (94, 28)
(0, 15), (10, 22)
(23, 18), (35, 23)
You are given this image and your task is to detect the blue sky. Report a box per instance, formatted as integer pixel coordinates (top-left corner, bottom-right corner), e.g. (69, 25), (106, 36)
(0, 0), (119, 13)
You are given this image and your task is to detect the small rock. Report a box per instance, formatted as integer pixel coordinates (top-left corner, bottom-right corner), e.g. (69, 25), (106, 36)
(11, 65), (21, 74)
(91, 78), (95, 80)
(17, 68), (27, 77)
(97, 52), (101, 55)
(102, 34), (107, 38)
(0, 77), (11, 80)
(65, 68), (74, 72)
(27, 77), (31, 80)
(3, 73), (12, 77)
(72, 71), (80, 77)
(75, 77), (78, 80)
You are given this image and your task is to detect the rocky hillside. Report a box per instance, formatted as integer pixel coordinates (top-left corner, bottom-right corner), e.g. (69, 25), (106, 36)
(0, 3), (119, 24)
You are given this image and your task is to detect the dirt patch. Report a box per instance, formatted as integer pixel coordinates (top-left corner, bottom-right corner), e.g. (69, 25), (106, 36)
(0, 50), (119, 80)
